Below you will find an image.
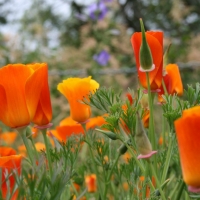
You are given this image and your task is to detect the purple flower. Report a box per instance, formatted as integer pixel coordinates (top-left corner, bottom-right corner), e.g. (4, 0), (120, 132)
(93, 50), (110, 66)
(87, 2), (107, 21)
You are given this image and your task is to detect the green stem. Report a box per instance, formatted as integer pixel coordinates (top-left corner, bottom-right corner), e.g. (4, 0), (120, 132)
(162, 79), (168, 96)
(19, 127), (35, 165)
(103, 153), (120, 200)
(146, 72), (156, 149)
(149, 162), (166, 200)
(87, 144), (103, 200)
(161, 133), (174, 183)
(162, 112), (166, 147)
(174, 180), (185, 200)
(118, 137), (156, 192)
(30, 138), (39, 160)
(42, 129), (53, 177)
(107, 153), (120, 182)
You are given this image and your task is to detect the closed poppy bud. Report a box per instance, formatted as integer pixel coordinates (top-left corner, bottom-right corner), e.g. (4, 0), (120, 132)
(96, 129), (119, 140)
(139, 19), (154, 71)
(57, 76), (99, 123)
(0, 63), (52, 128)
(136, 115), (157, 159)
(131, 22), (163, 90)
(85, 174), (97, 193)
(174, 106), (200, 192)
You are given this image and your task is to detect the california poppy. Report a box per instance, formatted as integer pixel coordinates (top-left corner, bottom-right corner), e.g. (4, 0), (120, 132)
(131, 31), (163, 89)
(0, 132), (17, 145)
(0, 63), (52, 128)
(0, 147), (22, 199)
(158, 64), (183, 102)
(57, 76), (99, 123)
(85, 174), (97, 192)
(49, 117), (84, 143)
(86, 115), (106, 130)
(174, 106), (200, 189)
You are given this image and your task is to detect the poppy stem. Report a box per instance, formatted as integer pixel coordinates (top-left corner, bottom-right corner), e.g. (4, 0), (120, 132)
(20, 127), (35, 165)
(145, 72), (156, 149)
(103, 153), (120, 200)
(161, 132), (174, 183)
(149, 162), (166, 200)
(42, 129), (53, 177)
(162, 79), (168, 96)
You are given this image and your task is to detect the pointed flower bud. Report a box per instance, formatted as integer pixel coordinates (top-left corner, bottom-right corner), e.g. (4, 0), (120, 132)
(139, 19), (155, 72)
(96, 129), (119, 140)
(118, 143), (128, 155)
(135, 114), (157, 159)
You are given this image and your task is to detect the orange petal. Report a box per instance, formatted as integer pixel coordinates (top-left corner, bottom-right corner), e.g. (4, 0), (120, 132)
(56, 125), (84, 142)
(0, 64), (33, 127)
(0, 147), (17, 157)
(26, 63), (52, 125)
(0, 132), (17, 145)
(175, 106), (200, 187)
(165, 64), (183, 95)
(86, 116), (106, 130)
(59, 117), (78, 126)
(85, 174), (97, 193)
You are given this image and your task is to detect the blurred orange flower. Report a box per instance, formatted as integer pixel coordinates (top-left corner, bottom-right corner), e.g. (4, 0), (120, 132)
(131, 31), (163, 90)
(50, 115), (106, 143)
(158, 64), (183, 102)
(175, 106), (200, 189)
(0, 132), (17, 145)
(86, 115), (106, 130)
(57, 76), (99, 123)
(49, 117), (84, 143)
(0, 63), (52, 128)
(85, 174), (97, 193)
(0, 147), (23, 199)
(18, 142), (46, 157)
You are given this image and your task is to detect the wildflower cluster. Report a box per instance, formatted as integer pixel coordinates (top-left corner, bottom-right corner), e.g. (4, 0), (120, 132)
(0, 18), (200, 200)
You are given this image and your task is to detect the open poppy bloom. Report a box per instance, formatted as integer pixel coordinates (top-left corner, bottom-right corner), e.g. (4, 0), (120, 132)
(131, 31), (163, 90)
(49, 117), (84, 143)
(57, 76), (99, 123)
(174, 106), (200, 192)
(158, 64), (183, 102)
(0, 147), (23, 199)
(0, 63), (52, 128)
(86, 115), (106, 130)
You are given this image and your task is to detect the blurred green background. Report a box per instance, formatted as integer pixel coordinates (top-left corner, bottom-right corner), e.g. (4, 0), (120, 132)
(0, 0), (200, 127)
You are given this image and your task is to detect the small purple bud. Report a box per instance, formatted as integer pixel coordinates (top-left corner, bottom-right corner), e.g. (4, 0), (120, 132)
(93, 50), (110, 66)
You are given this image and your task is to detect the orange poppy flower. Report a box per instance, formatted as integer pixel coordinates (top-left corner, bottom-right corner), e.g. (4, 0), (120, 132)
(0, 132), (17, 145)
(0, 63), (52, 128)
(57, 76), (99, 123)
(158, 64), (183, 102)
(131, 31), (163, 89)
(18, 142), (46, 156)
(0, 147), (23, 199)
(49, 117), (84, 143)
(174, 106), (200, 189)
(86, 116), (106, 130)
(85, 174), (97, 193)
